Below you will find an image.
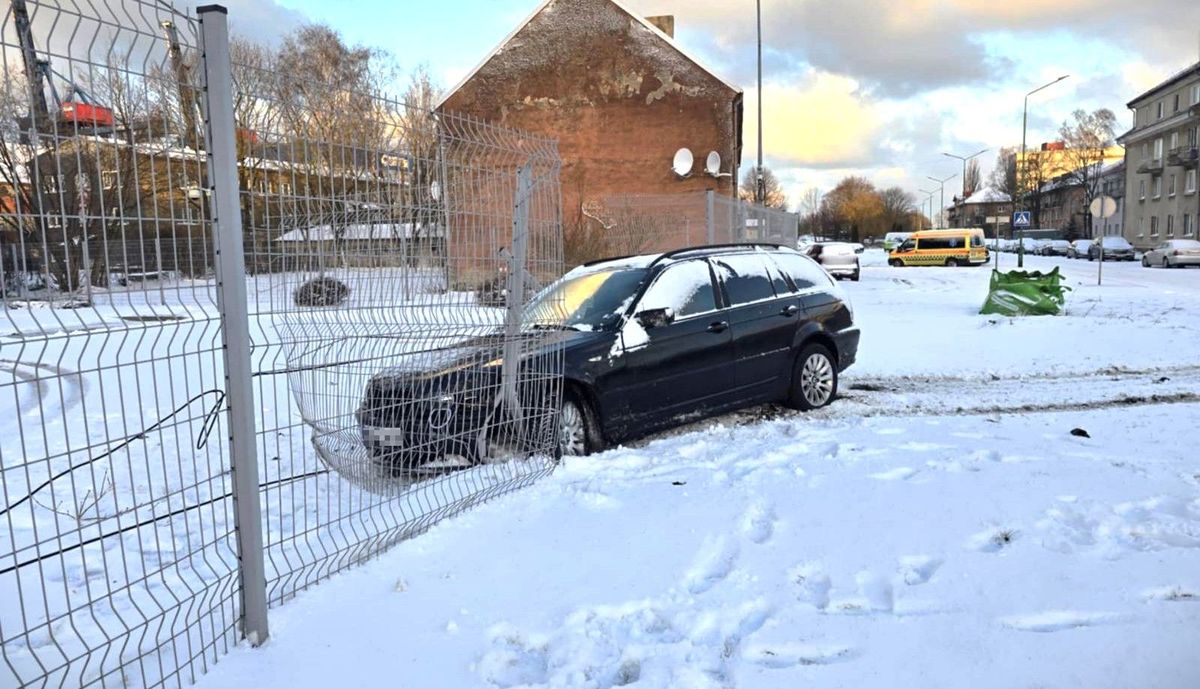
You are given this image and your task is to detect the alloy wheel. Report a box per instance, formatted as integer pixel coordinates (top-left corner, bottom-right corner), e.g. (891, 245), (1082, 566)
(558, 398), (587, 457)
(800, 353), (835, 407)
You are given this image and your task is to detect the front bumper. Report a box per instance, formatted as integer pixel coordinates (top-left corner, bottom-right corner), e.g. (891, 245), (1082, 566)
(834, 327), (861, 372)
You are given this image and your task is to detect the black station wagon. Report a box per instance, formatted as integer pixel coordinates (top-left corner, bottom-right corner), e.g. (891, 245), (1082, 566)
(357, 244), (860, 475)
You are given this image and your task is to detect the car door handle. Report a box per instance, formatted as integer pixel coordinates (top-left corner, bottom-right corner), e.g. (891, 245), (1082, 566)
(707, 321), (729, 334)
(780, 305), (799, 317)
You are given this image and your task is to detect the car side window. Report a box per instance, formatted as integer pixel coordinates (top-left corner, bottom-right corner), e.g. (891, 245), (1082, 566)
(714, 254), (776, 305)
(770, 253), (829, 291)
(970, 235), (983, 247)
(638, 260), (717, 319)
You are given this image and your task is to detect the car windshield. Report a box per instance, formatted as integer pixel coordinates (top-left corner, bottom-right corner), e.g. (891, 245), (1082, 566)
(1101, 237), (1132, 248)
(524, 267), (648, 330)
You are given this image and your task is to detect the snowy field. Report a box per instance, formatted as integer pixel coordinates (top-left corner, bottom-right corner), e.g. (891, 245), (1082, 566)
(187, 251), (1200, 689)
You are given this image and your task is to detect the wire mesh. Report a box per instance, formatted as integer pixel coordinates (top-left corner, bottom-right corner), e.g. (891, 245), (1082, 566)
(0, 2), (239, 687)
(1, 1), (566, 687)
(589, 192), (799, 265)
(228, 51), (565, 606)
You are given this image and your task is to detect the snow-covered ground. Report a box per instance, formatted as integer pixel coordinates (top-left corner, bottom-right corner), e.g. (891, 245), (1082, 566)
(186, 251), (1200, 689)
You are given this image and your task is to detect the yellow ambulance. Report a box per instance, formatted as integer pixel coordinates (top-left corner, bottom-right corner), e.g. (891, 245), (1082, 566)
(887, 229), (989, 267)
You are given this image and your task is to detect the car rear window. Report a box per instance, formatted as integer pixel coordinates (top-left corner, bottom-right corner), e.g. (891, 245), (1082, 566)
(770, 252), (831, 291)
(714, 254), (777, 305)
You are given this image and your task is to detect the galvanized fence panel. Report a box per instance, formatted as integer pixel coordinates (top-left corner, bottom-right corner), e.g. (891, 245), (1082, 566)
(1, 1), (566, 687)
(0, 2), (240, 687)
(590, 192), (798, 266)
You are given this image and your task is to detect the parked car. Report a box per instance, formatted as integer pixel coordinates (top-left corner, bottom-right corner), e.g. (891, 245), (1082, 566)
(804, 242), (861, 281)
(1038, 239), (1072, 256)
(849, 242), (865, 254)
(882, 232), (912, 251)
(1067, 239), (1091, 259)
(358, 244), (861, 476)
(1088, 236), (1136, 261)
(1141, 239), (1200, 268)
(888, 228), (989, 267)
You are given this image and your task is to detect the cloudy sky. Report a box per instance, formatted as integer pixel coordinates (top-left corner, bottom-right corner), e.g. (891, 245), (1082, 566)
(229, 0), (1200, 208)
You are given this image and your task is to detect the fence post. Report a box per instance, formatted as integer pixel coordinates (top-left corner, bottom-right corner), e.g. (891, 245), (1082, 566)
(705, 190), (715, 244)
(198, 4), (269, 646)
(501, 163), (533, 428)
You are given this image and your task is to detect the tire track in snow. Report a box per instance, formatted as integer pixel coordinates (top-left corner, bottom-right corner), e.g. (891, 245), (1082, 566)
(0, 359), (86, 415)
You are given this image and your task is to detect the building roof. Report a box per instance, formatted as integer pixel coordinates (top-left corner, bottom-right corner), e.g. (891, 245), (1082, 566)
(961, 187), (1010, 204)
(435, 0), (741, 111)
(1126, 60), (1200, 108)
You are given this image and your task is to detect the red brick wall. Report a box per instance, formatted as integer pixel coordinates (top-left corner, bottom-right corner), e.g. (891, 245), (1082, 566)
(440, 0), (742, 268)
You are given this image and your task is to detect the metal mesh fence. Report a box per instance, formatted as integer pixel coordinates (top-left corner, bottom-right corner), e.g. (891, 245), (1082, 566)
(0, 2), (565, 688)
(0, 2), (238, 687)
(585, 191), (798, 265)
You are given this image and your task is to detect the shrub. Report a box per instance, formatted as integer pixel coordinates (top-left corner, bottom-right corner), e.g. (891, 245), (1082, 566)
(294, 276), (350, 307)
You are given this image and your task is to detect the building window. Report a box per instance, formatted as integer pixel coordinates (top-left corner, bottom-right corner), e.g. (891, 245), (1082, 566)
(1139, 179), (1146, 200)
(1137, 216), (1144, 237)
(1174, 94), (1181, 113)
(1185, 214), (1195, 237)
(100, 170), (118, 190)
(1170, 174), (1177, 196)
(1150, 216), (1159, 237)
(1188, 169), (1198, 194)
(1193, 84), (1200, 105)
(1132, 108), (1138, 128)
(1142, 142), (1149, 159)
(1171, 132), (1179, 150)
(1157, 101), (1164, 119)
(1166, 214), (1174, 237)
(1190, 127), (1199, 148)
(1153, 176), (1162, 198)
(1154, 137), (1164, 160)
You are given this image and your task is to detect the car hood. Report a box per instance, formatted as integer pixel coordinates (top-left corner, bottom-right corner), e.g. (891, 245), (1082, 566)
(370, 328), (610, 382)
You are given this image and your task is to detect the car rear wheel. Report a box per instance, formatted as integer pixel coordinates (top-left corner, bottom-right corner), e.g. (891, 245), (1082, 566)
(1163, 257), (1172, 269)
(888, 259), (903, 267)
(787, 343), (838, 411)
(850, 267), (861, 281)
(945, 257), (960, 267)
(1142, 256), (1151, 267)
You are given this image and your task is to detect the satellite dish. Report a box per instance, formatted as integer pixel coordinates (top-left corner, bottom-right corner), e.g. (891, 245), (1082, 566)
(672, 148), (694, 177)
(705, 151), (722, 176)
(429, 180), (441, 201)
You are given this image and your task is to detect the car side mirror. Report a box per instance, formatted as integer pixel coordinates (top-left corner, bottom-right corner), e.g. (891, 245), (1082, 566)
(635, 307), (675, 329)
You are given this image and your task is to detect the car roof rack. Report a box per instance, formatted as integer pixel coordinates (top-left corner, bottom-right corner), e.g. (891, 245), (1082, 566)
(648, 243), (789, 268)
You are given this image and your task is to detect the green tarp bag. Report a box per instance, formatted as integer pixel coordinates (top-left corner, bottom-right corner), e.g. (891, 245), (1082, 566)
(979, 267), (1070, 316)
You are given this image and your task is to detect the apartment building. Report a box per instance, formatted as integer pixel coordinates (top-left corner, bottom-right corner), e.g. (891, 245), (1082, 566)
(1119, 61), (1200, 249)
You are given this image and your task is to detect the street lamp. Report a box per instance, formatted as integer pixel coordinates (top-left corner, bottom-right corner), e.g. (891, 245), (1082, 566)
(1017, 74), (1069, 267)
(919, 187), (937, 229)
(942, 148), (988, 223)
(927, 174), (958, 229)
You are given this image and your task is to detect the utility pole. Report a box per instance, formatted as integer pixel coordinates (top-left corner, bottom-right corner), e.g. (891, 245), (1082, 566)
(755, 0), (765, 205)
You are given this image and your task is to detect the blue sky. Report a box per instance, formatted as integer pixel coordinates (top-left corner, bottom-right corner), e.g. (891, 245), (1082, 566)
(232, 0), (1200, 207)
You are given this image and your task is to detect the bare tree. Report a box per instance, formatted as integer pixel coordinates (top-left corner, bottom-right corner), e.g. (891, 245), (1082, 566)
(738, 165), (788, 210)
(822, 176), (884, 242)
(879, 187), (916, 233)
(963, 159), (981, 198)
(989, 147), (1018, 200)
(1058, 108), (1117, 237)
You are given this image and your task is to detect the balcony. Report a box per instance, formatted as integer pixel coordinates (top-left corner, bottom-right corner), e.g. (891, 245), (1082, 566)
(1138, 157), (1164, 174)
(1167, 146), (1200, 168)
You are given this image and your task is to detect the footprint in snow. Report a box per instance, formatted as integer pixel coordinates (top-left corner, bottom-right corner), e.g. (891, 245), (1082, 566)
(743, 643), (857, 668)
(1000, 610), (1129, 632)
(683, 536), (740, 595)
(967, 526), (1019, 552)
(898, 555), (943, 585)
(870, 467), (919, 481)
(740, 502), (777, 544)
(790, 563), (831, 611)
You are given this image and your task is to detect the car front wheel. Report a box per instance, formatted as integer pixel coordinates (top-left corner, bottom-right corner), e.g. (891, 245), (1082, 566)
(788, 343), (838, 411)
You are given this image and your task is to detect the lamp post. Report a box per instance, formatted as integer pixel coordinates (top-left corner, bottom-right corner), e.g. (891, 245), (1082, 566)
(927, 174), (958, 229)
(755, 0), (764, 204)
(942, 148), (988, 224)
(1017, 74), (1069, 267)
(919, 187), (937, 229)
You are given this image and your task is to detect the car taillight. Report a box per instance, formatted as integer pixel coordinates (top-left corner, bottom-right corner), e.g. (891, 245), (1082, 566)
(1172, 250), (1180, 256)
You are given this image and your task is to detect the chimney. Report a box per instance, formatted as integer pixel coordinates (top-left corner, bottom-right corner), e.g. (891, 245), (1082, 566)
(646, 15), (674, 38)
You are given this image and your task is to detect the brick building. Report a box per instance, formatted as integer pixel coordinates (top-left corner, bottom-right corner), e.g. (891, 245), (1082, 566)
(436, 0), (744, 263)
